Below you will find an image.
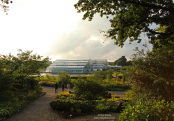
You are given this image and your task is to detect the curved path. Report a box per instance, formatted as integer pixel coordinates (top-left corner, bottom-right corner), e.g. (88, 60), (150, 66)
(5, 87), (122, 121)
(5, 87), (67, 121)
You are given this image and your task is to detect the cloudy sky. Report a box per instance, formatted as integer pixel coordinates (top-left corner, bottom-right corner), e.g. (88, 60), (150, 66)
(0, 0), (152, 62)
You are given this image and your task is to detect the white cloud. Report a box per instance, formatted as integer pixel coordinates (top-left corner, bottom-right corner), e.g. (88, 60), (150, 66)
(0, 0), (152, 61)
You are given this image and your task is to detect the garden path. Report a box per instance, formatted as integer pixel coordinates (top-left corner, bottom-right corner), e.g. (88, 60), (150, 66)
(5, 86), (122, 121)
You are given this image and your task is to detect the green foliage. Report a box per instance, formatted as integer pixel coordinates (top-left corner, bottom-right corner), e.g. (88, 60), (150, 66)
(74, 0), (174, 48)
(0, 49), (49, 92)
(120, 43), (174, 120)
(38, 70), (130, 91)
(38, 74), (76, 88)
(2, 50), (49, 75)
(128, 43), (174, 102)
(39, 81), (55, 87)
(37, 74), (58, 82)
(57, 72), (71, 87)
(114, 56), (127, 66)
(95, 103), (110, 113)
(50, 92), (122, 117)
(50, 98), (95, 116)
(103, 81), (130, 91)
(0, 100), (27, 120)
(0, 49), (49, 119)
(123, 90), (136, 100)
(92, 69), (114, 81)
(0, 66), (14, 101)
(95, 102), (118, 113)
(119, 100), (174, 121)
(114, 56), (132, 66)
(73, 78), (107, 101)
(106, 69), (114, 81)
(0, 89), (42, 120)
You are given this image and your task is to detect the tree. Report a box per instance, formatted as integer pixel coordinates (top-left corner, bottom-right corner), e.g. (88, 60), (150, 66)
(128, 43), (174, 102)
(0, 0), (12, 14)
(0, 62), (14, 101)
(114, 56), (132, 66)
(92, 68), (114, 81)
(106, 69), (114, 81)
(74, 0), (174, 48)
(120, 43), (174, 120)
(73, 78), (107, 101)
(114, 56), (127, 66)
(57, 72), (71, 87)
(0, 49), (50, 91)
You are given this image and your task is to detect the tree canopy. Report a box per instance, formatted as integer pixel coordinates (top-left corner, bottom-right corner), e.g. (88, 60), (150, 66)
(74, 0), (174, 48)
(128, 43), (174, 102)
(0, 0), (12, 13)
(74, 78), (107, 101)
(114, 56), (127, 66)
(0, 49), (49, 93)
(114, 56), (132, 66)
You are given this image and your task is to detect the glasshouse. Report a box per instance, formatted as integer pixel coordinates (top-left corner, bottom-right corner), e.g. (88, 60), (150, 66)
(46, 59), (109, 74)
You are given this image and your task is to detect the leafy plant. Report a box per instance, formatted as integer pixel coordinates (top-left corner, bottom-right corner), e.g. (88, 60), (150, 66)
(119, 100), (174, 121)
(73, 78), (107, 101)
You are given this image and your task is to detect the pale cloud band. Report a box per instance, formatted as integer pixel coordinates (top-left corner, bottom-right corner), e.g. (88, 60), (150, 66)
(0, 0), (152, 62)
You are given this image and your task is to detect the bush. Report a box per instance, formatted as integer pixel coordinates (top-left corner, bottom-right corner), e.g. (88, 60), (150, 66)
(50, 91), (124, 117)
(128, 44), (174, 102)
(95, 102), (111, 113)
(57, 72), (71, 87)
(0, 92), (43, 120)
(0, 100), (28, 120)
(123, 90), (136, 99)
(73, 78), (107, 101)
(39, 81), (55, 87)
(119, 100), (174, 121)
(50, 98), (95, 116)
(56, 91), (74, 99)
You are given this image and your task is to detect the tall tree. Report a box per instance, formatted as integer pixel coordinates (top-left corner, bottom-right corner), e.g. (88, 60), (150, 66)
(114, 56), (127, 66)
(74, 0), (174, 48)
(128, 43), (174, 102)
(123, 42), (174, 120)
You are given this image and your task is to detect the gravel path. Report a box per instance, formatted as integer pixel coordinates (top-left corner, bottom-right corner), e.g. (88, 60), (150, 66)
(5, 86), (122, 121)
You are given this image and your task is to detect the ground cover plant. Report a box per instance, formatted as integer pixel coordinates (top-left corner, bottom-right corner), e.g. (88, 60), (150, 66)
(0, 88), (42, 120)
(119, 100), (174, 121)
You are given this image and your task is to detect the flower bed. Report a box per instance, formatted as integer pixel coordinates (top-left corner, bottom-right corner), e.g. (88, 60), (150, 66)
(50, 91), (124, 118)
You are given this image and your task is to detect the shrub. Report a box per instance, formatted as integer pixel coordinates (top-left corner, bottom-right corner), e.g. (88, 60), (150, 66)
(0, 84), (42, 120)
(56, 91), (74, 99)
(119, 100), (174, 121)
(38, 81), (55, 87)
(73, 78), (107, 101)
(123, 90), (136, 99)
(128, 44), (174, 102)
(50, 98), (95, 116)
(95, 103), (111, 113)
(50, 92), (124, 117)
(57, 72), (71, 87)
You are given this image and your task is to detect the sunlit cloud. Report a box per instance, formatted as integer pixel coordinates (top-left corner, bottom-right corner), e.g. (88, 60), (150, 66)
(0, 0), (152, 61)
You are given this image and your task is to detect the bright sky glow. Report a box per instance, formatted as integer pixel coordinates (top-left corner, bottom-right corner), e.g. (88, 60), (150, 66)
(0, 0), (152, 62)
